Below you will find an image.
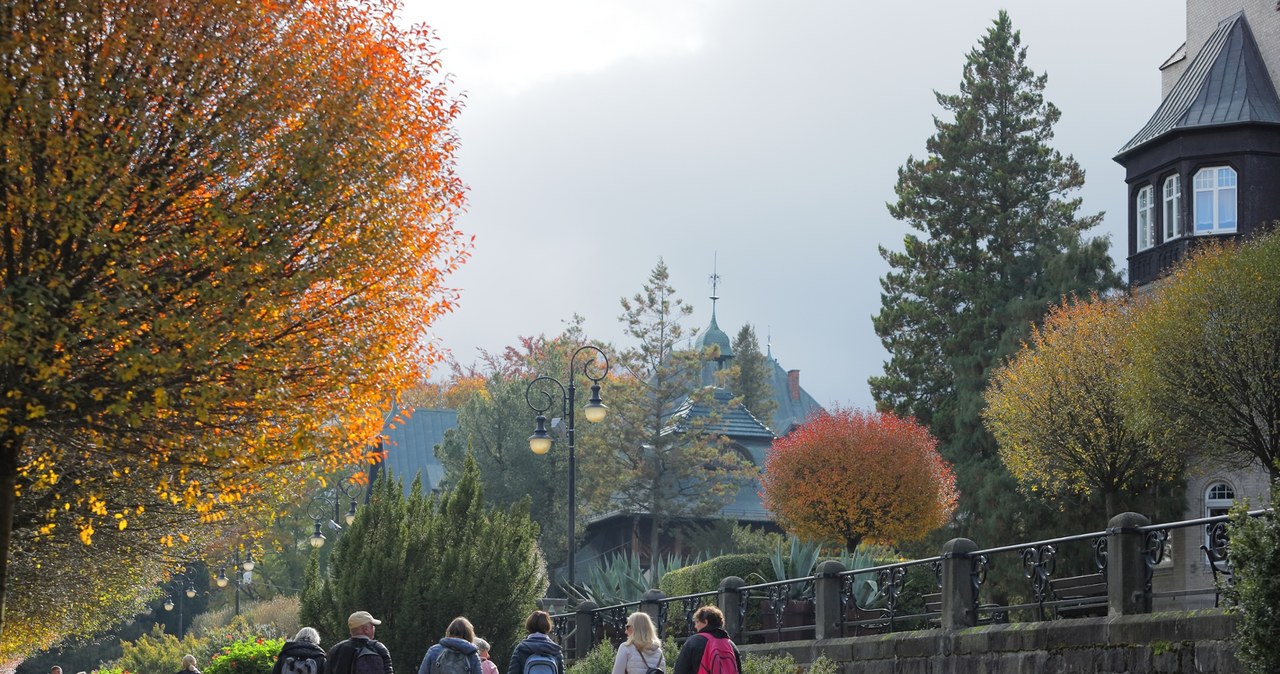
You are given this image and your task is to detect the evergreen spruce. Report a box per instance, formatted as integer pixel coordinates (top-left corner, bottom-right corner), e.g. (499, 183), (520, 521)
(728, 325), (777, 427)
(870, 12), (1121, 551)
(300, 457), (545, 668)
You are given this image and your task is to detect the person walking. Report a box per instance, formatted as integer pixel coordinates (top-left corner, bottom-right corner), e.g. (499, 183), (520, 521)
(672, 607), (740, 674)
(327, 611), (394, 674)
(508, 611), (564, 674)
(473, 638), (499, 674)
(274, 627), (328, 674)
(418, 617), (483, 674)
(176, 654), (201, 674)
(611, 613), (664, 674)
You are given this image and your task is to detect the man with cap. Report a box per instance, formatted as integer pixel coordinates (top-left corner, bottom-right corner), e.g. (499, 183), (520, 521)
(326, 611), (393, 674)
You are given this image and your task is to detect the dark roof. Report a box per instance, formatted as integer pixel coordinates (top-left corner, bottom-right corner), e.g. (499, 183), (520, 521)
(767, 356), (824, 435)
(696, 310), (734, 361)
(377, 407), (456, 492)
(665, 387), (776, 440)
(1117, 13), (1280, 158)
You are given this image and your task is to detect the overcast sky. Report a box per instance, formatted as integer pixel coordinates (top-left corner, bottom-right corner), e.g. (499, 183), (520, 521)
(400, 0), (1186, 411)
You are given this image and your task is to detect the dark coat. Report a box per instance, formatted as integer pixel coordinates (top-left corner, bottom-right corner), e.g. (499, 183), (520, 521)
(672, 628), (740, 674)
(274, 640), (328, 674)
(507, 633), (564, 674)
(327, 636), (393, 674)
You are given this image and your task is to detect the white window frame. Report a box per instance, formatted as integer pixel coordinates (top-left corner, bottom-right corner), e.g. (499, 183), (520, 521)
(1163, 174), (1182, 240)
(1193, 166), (1237, 234)
(1136, 185), (1155, 251)
(1204, 481), (1236, 549)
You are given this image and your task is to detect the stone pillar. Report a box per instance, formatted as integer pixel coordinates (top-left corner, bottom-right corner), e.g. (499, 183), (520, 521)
(718, 576), (747, 641)
(940, 538), (978, 630)
(1107, 512), (1152, 616)
(640, 589), (665, 636)
(814, 560), (846, 640)
(574, 600), (598, 660)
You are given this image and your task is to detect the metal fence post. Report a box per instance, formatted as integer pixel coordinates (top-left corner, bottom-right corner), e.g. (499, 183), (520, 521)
(640, 588), (665, 631)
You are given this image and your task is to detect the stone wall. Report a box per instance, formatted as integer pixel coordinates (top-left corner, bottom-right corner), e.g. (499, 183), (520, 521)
(739, 611), (1239, 674)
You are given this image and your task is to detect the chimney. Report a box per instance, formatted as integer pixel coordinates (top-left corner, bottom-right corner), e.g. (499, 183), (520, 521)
(787, 369), (800, 402)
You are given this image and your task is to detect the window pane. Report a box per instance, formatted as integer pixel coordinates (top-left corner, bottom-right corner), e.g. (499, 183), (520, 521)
(1219, 187), (1236, 230)
(1164, 176), (1181, 238)
(1195, 190), (1214, 232)
(1195, 169), (1215, 190)
(1217, 167), (1237, 187)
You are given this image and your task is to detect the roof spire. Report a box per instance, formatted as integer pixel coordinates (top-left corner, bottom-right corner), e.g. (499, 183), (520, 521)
(767, 325), (773, 358)
(709, 251), (721, 317)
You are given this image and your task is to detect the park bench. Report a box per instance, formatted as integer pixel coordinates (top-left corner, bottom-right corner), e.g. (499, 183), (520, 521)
(1047, 572), (1108, 619)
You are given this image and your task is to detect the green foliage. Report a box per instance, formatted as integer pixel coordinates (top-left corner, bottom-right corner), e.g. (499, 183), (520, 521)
(659, 554), (773, 597)
(298, 550), (340, 646)
(727, 325), (777, 427)
(303, 455), (546, 669)
(204, 637), (284, 674)
(807, 655), (838, 674)
(1124, 230), (1280, 482)
(868, 10), (1122, 596)
(114, 625), (211, 674)
(566, 640), (616, 674)
(1225, 496), (1280, 674)
(568, 551), (691, 608)
(741, 653), (797, 674)
(190, 596), (300, 643)
(582, 260), (756, 561)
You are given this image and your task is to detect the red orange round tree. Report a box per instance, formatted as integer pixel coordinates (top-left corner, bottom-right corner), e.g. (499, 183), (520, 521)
(761, 408), (958, 551)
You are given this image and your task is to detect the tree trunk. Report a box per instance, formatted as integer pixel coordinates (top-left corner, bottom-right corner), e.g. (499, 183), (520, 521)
(648, 514), (661, 569)
(1104, 491), (1117, 520)
(0, 430), (21, 640)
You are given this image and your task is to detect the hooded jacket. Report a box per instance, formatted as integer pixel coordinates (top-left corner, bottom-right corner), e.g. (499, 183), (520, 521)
(418, 637), (482, 674)
(672, 627), (740, 674)
(507, 632), (564, 674)
(274, 641), (328, 674)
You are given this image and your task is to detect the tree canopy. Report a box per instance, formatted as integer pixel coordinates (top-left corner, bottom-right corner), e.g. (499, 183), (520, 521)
(1124, 231), (1280, 481)
(868, 11), (1120, 550)
(761, 408), (957, 552)
(984, 292), (1184, 516)
(0, 0), (466, 643)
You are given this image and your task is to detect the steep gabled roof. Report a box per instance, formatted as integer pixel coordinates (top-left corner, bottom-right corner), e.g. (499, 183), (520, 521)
(1117, 12), (1280, 158)
(664, 387), (776, 441)
(377, 407), (455, 492)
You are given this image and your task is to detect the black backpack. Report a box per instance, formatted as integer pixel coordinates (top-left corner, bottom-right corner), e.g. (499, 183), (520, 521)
(637, 649), (664, 674)
(283, 656), (319, 674)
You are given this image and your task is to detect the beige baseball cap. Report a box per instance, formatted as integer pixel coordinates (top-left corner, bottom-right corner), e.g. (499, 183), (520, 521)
(348, 611), (383, 629)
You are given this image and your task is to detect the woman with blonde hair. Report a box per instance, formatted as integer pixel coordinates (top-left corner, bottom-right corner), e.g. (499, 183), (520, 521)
(176, 655), (200, 674)
(610, 612), (664, 674)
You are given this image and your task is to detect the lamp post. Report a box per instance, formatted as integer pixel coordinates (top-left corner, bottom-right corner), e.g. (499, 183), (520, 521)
(526, 344), (610, 587)
(215, 549), (255, 615)
(163, 574), (198, 637)
(307, 476), (361, 549)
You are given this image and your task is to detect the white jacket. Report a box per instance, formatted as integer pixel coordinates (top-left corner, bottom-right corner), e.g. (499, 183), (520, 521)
(611, 642), (664, 674)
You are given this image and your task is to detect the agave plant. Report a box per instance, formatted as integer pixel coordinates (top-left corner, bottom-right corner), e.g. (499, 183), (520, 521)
(562, 551), (691, 608)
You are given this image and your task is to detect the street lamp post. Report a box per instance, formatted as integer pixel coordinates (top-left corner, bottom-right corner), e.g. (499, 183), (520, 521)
(526, 345), (610, 587)
(163, 574), (198, 637)
(308, 477), (361, 549)
(215, 549), (255, 615)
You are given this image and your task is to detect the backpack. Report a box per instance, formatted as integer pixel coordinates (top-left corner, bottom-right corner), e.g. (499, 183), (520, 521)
(522, 653), (558, 674)
(636, 648), (664, 674)
(283, 656), (319, 674)
(697, 635), (737, 674)
(434, 647), (472, 674)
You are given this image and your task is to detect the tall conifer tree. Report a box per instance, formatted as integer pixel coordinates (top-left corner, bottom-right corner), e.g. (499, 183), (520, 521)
(728, 325), (777, 427)
(870, 12), (1121, 546)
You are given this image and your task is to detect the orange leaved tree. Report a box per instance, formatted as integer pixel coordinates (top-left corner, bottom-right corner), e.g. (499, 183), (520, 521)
(0, 0), (467, 642)
(761, 408), (958, 552)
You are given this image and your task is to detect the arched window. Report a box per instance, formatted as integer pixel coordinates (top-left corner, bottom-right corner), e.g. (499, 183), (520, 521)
(1163, 174), (1182, 239)
(1204, 481), (1235, 518)
(1136, 185), (1155, 251)
(1193, 167), (1237, 233)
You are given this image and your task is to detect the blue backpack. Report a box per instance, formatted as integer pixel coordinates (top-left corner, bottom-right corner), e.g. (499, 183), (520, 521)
(523, 654), (557, 674)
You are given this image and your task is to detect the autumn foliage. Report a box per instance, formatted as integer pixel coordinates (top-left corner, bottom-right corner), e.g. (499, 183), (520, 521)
(761, 408), (958, 551)
(984, 293), (1182, 516)
(0, 0), (466, 648)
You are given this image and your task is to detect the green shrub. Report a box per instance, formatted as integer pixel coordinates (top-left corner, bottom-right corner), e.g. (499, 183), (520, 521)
(114, 625), (211, 674)
(566, 640), (615, 674)
(659, 554), (772, 597)
(1226, 495), (1280, 674)
(204, 637), (285, 674)
(742, 653), (797, 674)
(191, 596), (300, 643)
(807, 655), (838, 674)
